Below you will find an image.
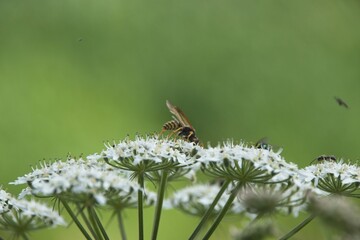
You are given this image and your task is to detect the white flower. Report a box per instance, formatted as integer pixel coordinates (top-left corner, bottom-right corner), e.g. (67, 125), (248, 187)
(102, 136), (200, 179)
(0, 187), (65, 232)
(197, 141), (299, 183)
(297, 160), (360, 196)
(239, 182), (309, 218)
(11, 157), (115, 185)
(0, 189), (13, 213)
(166, 183), (245, 216)
(11, 156), (152, 207)
(11, 199), (66, 226)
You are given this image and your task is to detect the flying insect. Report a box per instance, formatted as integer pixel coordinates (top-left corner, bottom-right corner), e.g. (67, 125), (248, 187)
(334, 96), (349, 109)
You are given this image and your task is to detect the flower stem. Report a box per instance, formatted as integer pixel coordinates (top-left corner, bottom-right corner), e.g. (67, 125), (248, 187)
(189, 179), (232, 240)
(202, 181), (243, 240)
(117, 210), (127, 240)
(76, 203), (97, 239)
(61, 200), (92, 240)
(138, 172), (145, 240)
(87, 206), (104, 240)
(279, 214), (316, 240)
(90, 206), (109, 240)
(20, 233), (29, 240)
(151, 169), (169, 240)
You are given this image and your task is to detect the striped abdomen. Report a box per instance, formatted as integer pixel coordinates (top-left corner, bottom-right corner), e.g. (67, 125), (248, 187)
(163, 120), (181, 130)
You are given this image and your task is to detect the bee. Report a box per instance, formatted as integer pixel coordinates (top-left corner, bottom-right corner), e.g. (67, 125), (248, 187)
(334, 96), (349, 109)
(254, 137), (272, 150)
(160, 100), (199, 144)
(310, 155), (337, 164)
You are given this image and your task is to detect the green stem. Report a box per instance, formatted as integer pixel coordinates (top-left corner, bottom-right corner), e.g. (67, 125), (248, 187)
(20, 232), (29, 240)
(278, 214), (316, 240)
(117, 210), (127, 240)
(90, 207), (109, 240)
(189, 179), (231, 240)
(138, 172), (145, 240)
(151, 169), (169, 240)
(76, 203), (97, 239)
(87, 206), (104, 240)
(202, 181), (243, 240)
(61, 200), (92, 240)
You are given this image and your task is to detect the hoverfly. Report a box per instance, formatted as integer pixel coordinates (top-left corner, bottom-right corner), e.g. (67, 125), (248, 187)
(160, 100), (199, 144)
(254, 137), (272, 150)
(310, 155), (337, 165)
(334, 96), (349, 109)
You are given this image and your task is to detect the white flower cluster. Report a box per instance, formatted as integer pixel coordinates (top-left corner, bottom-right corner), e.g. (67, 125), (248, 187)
(11, 156), (155, 207)
(0, 188), (65, 228)
(103, 136), (199, 166)
(239, 182), (308, 217)
(12, 154), (107, 185)
(0, 189), (12, 213)
(165, 183), (245, 216)
(297, 160), (360, 195)
(8, 136), (360, 225)
(197, 141), (299, 182)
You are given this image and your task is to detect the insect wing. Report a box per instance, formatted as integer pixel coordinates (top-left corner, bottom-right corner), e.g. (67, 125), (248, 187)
(166, 100), (194, 129)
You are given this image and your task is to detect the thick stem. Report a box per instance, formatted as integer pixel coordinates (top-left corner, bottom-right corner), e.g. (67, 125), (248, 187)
(151, 169), (169, 240)
(117, 210), (127, 240)
(61, 200), (92, 240)
(202, 181), (243, 240)
(189, 179), (232, 240)
(138, 172), (145, 240)
(279, 214), (316, 240)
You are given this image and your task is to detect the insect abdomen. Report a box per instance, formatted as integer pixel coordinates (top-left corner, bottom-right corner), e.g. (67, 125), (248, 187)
(163, 120), (181, 130)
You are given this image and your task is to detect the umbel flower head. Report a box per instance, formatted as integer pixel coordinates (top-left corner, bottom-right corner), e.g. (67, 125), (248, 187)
(0, 188), (65, 239)
(102, 135), (200, 180)
(11, 155), (155, 208)
(298, 160), (360, 197)
(165, 183), (245, 217)
(308, 195), (360, 237)
(239, 182), (309, 217)
(197, 141), (298, 184)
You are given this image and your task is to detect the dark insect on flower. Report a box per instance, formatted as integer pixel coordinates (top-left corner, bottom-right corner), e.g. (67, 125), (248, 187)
(310, 155), (337, 164)
(254, 137), (272, 150)
(160, 100), (199, 144)
(334, 96), (349, 109)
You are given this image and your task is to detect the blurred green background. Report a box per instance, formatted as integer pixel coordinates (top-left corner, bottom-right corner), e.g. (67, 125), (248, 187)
(1, 0), (360, 239)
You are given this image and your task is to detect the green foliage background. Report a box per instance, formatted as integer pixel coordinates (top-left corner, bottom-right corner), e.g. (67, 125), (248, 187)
(1, 0), (360, 239)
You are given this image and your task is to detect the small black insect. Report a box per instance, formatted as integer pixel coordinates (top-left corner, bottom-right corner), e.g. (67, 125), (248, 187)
(334, 96), (349, 109)
(310, 155), (337, 164)
(254, 137), (272, 150)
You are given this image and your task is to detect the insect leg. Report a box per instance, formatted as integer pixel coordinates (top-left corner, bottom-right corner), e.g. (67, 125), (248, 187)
(166, 127), (183, 140)
(159, 128), (166, 136)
